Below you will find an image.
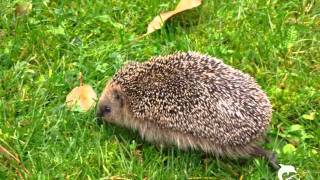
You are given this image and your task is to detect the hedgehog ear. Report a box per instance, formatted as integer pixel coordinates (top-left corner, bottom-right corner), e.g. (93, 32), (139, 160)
(112, 90), (124, 107)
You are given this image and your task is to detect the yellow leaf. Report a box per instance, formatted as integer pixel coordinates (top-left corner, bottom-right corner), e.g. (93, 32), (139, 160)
(144, 0), (202, 36)
(48, 69), (52, 78)
(239, 175), (244, 180)
(302, 111), (316, 120)
(66, 73), (97, 112)
(311, 149), (317, 154)
(282, 144), (296, 154)
(15, 2), (32, 17)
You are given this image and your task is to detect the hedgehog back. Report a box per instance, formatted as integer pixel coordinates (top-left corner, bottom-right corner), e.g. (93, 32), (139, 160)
(112, 52), (272, 147)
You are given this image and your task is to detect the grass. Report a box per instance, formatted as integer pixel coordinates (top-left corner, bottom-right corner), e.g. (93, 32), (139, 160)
(0, 0), (319, 179)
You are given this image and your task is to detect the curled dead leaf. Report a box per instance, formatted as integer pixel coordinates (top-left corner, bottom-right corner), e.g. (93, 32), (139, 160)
(142, 0), (202, 37)
(133, 149), (143, 164)
(66, 73), (97, 112)
(15, 2), (33, 17)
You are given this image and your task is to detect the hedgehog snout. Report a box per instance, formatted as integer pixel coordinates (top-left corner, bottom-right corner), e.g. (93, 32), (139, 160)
(96, 101), (112, 125)
(96, 103), (111, 117)
(96, 106), (103, 118)
(96, 104), (104, 125)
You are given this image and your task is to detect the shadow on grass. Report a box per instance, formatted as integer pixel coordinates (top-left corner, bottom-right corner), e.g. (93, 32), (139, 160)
(96, 119), (275, 178)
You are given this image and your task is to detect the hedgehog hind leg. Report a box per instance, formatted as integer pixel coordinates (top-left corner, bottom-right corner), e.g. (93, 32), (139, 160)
(250, 146), (280, 170)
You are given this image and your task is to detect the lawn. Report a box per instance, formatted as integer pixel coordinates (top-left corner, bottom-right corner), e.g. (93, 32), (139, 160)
(0, 0), (319, 179)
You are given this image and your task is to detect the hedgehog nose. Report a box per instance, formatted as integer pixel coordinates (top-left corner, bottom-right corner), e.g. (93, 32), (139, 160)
(96, 107), (103, 118)
(96, 107), (104, 126)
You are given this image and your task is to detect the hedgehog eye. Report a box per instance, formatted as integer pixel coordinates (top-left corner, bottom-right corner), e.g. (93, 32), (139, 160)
(103, 106), (111, 114)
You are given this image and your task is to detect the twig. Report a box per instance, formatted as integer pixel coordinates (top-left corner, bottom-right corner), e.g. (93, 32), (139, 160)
(0, 145), (30, 176)
(79, 72), (84, 86)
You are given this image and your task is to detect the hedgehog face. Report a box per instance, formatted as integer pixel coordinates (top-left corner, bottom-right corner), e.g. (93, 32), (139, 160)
(96, 83), (126, 125)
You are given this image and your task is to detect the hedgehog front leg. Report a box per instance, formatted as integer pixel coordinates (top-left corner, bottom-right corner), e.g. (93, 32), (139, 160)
(251, 146), (280, 170)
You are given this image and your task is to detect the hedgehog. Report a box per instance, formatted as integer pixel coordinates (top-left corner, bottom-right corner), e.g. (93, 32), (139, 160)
(96, 51), (279, 169)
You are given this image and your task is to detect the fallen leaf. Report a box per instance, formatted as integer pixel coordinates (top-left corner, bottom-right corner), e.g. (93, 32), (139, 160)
(311, 149), (318, 154)
(96, 15), (124, 29)
(47, 26), (65, 35)
(133, 149), (143, 164)
(287, 124), (304, 132)
(282, 144), (296, 154)
(15, 2), (32, 17)
(302, 111), (316, 120)
(66, 73), (97, 112)
(143, 0), (202, 36)
(146, 11), (175, 35)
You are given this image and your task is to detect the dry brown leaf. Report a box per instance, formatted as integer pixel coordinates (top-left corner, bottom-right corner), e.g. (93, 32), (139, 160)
(15, 2), (32, 17)
(146, 11), (175, 35)
(133, 149), (143, 164)
(66, 73), (97, 112)
(143, 0), (202, 36)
